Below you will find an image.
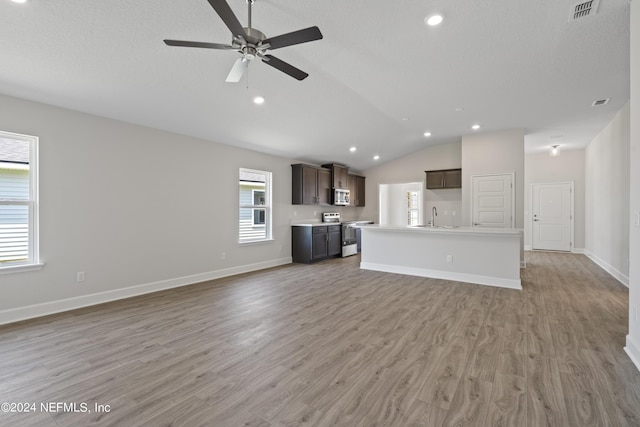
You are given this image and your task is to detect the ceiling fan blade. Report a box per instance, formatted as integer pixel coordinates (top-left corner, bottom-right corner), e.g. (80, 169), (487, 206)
(164, 39), (234, 50)
(226, 58), (249, 82)
(263, 26), (323, 50)
(261, 54), (308, 81)
(206, 0), (247, 40)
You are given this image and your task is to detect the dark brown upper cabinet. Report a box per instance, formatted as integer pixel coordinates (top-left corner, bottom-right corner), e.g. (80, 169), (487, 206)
(348, 174), (366, 206)
(322, 163), (349, 189)
(425, 169), (462, 189)
(292, 164), (331, 205)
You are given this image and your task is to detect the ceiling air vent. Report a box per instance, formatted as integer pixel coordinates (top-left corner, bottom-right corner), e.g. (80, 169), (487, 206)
(569, 0), (600, 21)
(592, 98), (610, 107)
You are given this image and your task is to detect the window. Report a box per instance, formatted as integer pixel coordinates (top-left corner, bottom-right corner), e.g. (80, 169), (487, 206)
(239, 168), (272, 243)
(0, 131), (40, 272)
(407, 191), (419, 226)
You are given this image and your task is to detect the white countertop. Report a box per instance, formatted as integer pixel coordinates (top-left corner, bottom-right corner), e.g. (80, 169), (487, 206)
(359, 224), (522, 236)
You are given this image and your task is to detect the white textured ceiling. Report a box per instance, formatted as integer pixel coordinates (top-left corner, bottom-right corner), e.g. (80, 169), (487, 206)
(0, 0), (630, 171)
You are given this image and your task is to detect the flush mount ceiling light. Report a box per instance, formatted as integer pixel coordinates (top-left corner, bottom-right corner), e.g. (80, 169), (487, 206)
(455, 107), (464, 112)
(349, 147), (357, 152)
(253, 96), (265, 104)
(471, 124), (480, 130)
(550, 144), (560, 156)
(424, 132), (432, 137)
(373, 155), (380, 160)
(425, 14), (443, 26)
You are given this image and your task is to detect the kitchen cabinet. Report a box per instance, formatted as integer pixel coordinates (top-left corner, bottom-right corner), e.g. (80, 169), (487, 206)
(348, 174), (366, 206)
(292, 225), (342, 263)
(291, 164), (331, 205)
(425, 169), (462, 189)
(322, 163), (349, 189)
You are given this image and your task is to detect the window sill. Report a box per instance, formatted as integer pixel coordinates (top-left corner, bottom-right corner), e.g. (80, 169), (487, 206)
(0, 262), (45, 275)
(238, 238), (274, 246)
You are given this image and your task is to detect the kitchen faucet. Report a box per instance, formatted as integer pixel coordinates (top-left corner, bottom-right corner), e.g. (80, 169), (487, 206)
(429, 206), (438, 227)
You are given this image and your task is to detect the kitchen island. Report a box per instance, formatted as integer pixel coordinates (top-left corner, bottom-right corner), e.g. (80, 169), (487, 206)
(359, 225), (522, 289)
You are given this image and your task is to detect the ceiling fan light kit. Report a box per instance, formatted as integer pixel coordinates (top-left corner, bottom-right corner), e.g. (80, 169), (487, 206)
(163, 0), (323, 82)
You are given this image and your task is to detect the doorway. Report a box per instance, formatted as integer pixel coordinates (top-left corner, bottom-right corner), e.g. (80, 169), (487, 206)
(379, 182), (423, 226)
(531, 182), (573, 251)
(471, 173), (515, 228)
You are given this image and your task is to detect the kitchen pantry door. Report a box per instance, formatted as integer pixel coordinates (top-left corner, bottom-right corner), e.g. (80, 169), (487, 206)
(531, 182), (573, 251)
(471, 173), (514, 228)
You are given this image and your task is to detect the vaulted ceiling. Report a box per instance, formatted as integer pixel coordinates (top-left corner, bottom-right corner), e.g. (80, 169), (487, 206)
(0, 0), (630, 170)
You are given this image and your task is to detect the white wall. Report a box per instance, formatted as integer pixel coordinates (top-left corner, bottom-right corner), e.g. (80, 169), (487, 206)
(0, 93), (330, 323)
(585, 103), (630, 285)
(524, 149), (585, 251)
(626, 0), (640, 371)
(361, 141), (462, 223)
(461, 129), (525, 229)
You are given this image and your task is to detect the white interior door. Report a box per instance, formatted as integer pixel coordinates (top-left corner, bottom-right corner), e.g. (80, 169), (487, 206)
(532, 182), (573, 251)
(472, 173), (514, 228)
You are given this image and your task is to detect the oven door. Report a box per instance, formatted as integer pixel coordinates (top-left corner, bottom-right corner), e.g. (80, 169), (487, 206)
(341, 222), (358, 257)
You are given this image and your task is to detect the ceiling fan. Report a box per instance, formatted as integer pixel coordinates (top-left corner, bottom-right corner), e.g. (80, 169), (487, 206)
(164, 0), (323, 82)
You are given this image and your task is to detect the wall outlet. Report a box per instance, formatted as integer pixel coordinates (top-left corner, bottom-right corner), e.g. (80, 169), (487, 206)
(221, 252), (226, 260)
(444, 210), (448, 216)
(446, 255), (453, 263)
(452, 211), (457, 216)
(76, 272), (85, 283)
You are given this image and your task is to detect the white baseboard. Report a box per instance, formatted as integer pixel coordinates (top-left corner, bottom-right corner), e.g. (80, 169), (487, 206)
(0, 257), (292, 326)
(583, 249), (629, 287)
(360, 262), (522, 290)
(524, 245), (584, 254)
(625, 335), (640, 373)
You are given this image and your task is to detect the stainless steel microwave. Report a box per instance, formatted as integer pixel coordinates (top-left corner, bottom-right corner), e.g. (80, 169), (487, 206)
(333, 188), (350, 205)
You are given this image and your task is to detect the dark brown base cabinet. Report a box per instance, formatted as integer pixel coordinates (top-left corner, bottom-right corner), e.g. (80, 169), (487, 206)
(292, 225), (341, 263)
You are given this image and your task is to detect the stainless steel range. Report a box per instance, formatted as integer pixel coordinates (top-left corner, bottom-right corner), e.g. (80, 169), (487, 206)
(341, 221), (358, 257)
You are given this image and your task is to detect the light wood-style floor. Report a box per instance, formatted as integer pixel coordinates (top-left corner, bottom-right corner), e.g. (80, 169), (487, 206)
(1, 252), (640, 426)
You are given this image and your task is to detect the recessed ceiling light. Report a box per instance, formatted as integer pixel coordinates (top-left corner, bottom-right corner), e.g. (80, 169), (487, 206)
(471, 124), (480, 130)
(373, 155), (380, 160)
(425, 14), (443, 26)
(455, 107), (464, 112)
(253, 96), (265, 105)
(349, 147), (357, 152)
(424, 132), (432, 137)
(592, 98), (610, 107)
(11, 0), (28, 3)
(401, 117), (409, 121)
